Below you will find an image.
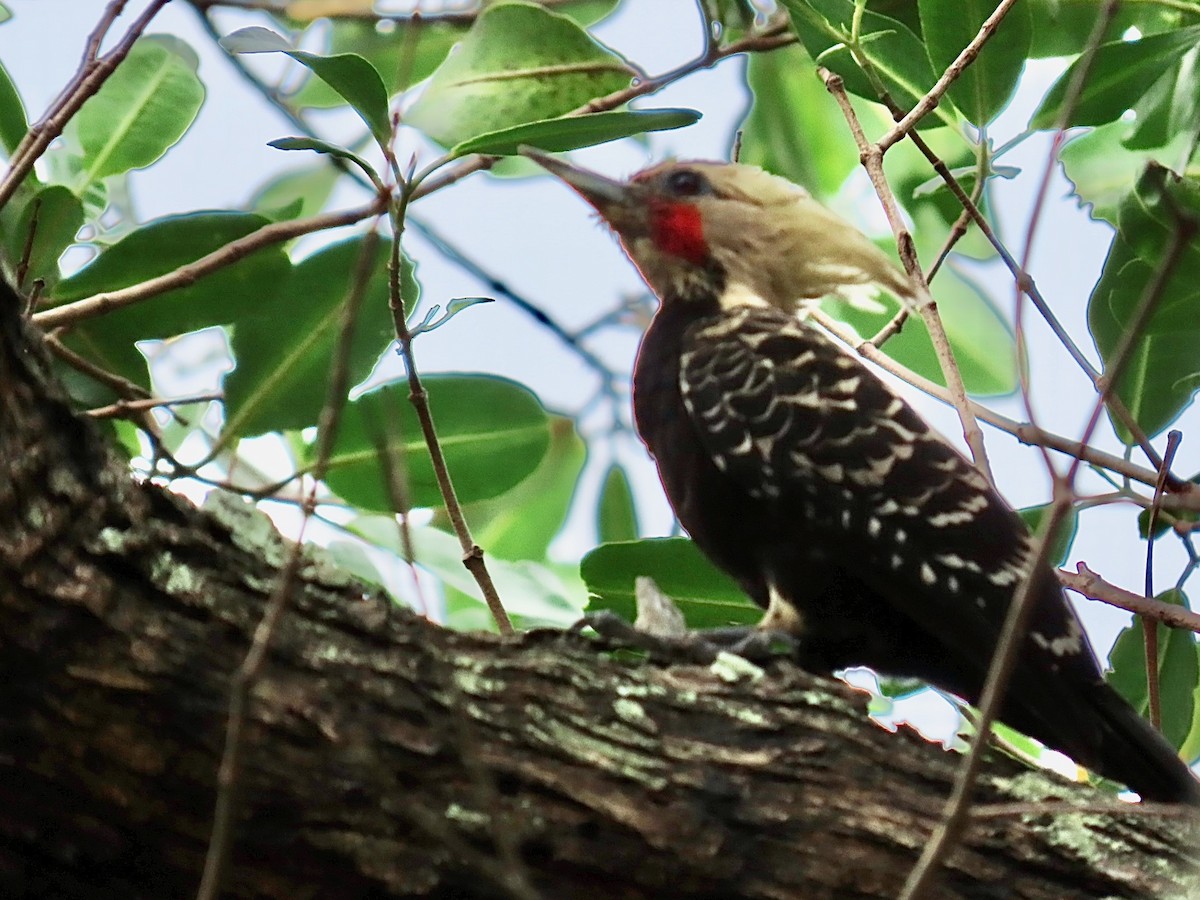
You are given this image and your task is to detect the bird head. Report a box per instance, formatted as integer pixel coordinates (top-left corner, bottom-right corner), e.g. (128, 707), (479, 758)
(521, 147), (913, 311)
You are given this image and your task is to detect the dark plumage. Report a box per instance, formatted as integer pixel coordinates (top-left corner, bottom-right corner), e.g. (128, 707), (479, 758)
(525, 148), (1200, 804)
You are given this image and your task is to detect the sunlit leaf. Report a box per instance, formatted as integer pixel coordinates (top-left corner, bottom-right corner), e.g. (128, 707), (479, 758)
(451, 108), (700, 157)
(406, 1), (633, 149)
(222, 27), (391, 143)
(1109, 590), (1198, 750)
(321, 375), (552, 510)
(1088, 164), (1200, 440)
(918, 0), (1030, 126)
(75, 35), (205, 185)
(1031, 27), (1200, 130)
(222, 236), (405, 440)
(581, 537), (757, 628)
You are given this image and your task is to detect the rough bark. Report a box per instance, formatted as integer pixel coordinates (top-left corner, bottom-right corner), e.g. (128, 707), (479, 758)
(2, 283), (1198, 899)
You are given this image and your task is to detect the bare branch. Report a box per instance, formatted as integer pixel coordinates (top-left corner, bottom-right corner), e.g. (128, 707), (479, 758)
(820, 68), (995, 486)
(33, 198), (389, 330)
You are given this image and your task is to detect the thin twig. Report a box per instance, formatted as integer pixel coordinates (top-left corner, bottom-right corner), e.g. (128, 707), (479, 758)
(868, 80), (1176, 485)
(0, 0), (170, 213)
(877, 0), (1022, 150)
(809, 309), (1189, 495)
(1065, 563), (1200, 634)
(33, 198), (389, 329)
(86, 391), (223, 419)
(821, 68), (994, 485)
(387, 176), (512, 634)
(903, 86), (1190, 900)
(899, 493), (1073, 900)
(1142, 430), (1182, 728)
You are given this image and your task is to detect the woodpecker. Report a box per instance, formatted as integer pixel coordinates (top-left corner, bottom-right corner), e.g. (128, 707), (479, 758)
(523, 147), (1200, 804)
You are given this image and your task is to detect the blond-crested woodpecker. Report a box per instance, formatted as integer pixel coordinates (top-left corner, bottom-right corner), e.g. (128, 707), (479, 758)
(523, 147), (1200, 804)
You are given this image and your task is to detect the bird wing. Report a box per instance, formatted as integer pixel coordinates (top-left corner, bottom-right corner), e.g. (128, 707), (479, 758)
(677, 304), (1096, 677)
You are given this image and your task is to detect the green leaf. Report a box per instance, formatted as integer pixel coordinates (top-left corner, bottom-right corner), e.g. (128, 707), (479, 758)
(580, 537), (757, 628)
(1088, 164), (1200, 441)
(222, 27), (391, 144)
(470, 417), (587, 561)
(910, 164), (1020, 199)
(823, 266), (1017, 396)
(267, 136), (384, 189)
(597, 462), (638, 544)
(782, 0), (958, 128)
(74, 35), (205, 185)
(918, 0), (1030, 126)
(0, 58), (27, 156)
(737, 44), (863, 199)
(1031, 27), (1200, 131)
(1023, 0), (1180, 59)
(1060, 122), (1192, 225)
(322, 375), (552, 510)
(1108, 590), (1198, 750)
(1122, 52), (1197, 151)
(291, 20), (464, 109)
(249, 162), (340, 220)
(408, 524), (585, 628)
(222, 236), (404, 440)
(451, 108), (700, 157)
(50, 211), (289, 386)
(2, 184), (83, 291)
(1017, 503), (1080, 568)
(406, 1), (633, 149)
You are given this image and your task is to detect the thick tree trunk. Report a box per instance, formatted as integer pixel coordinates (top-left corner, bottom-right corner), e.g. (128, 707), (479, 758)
(2, 284), (1197, 899)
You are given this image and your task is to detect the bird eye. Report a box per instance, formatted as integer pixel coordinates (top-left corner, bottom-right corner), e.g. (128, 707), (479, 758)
(664, 169), (711, 198)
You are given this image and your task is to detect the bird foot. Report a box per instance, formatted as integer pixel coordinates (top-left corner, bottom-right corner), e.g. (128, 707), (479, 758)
(576, 613), (799, 667)
(699, 626), (802, 665)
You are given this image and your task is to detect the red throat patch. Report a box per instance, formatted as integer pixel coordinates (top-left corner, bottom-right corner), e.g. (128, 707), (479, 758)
(647, 199), (708, 265)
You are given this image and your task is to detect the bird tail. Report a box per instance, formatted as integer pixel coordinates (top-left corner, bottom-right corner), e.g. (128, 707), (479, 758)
(1083, 681), (1200, 805)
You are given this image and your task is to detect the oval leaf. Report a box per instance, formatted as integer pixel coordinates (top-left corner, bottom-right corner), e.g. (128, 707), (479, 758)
(50, 211), (289, 386)
(222, 236), (408, 440)
(1108, 590), (1198, 750)
(452, 108), (700, 157)
(321, 375), (552, 510)
(1088, 164), (1200, 440)
(222, 27), (390, 143)
(75, 35), (205, 184)
(0, 57), (28, 156)
(1031, 26), (1200, 130)
(581, 537), (757, 628)
(919, 0), (1031, 125)
(406, 1), (634, 149)
(3, 184), (83, 291)
(783, 0), (959, 128)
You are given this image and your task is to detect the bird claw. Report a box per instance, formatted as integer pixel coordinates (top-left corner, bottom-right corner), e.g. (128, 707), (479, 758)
(700, 626), (802, 665)
(576, 612), (800, 668)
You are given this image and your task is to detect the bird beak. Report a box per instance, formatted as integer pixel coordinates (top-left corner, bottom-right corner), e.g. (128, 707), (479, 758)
(519, 146), (636, 225)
